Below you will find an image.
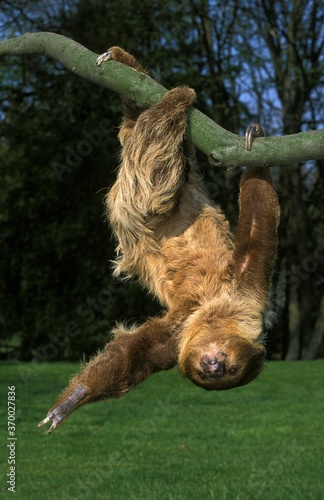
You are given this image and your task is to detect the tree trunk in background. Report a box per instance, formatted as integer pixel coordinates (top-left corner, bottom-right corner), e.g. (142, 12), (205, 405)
(302, 293), (324, 359)
(285, 281), (301, 359)
(280, 162), (306, 360)
(247, 0), (324, 359)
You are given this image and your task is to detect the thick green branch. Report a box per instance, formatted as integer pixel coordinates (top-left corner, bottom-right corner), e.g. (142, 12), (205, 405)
(0, 32), (323, 167)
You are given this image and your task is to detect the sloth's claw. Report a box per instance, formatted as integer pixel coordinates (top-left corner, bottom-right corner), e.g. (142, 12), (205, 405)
(245, 123), (265, 151)
(96, 50), (113, 66)
(38, 386), (90, 434)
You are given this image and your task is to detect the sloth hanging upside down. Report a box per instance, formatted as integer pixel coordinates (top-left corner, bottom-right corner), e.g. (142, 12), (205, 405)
(39, 47), (280, 434)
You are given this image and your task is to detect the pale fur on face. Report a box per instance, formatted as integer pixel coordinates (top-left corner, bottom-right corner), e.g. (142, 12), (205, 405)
(178, 299), (266, 390)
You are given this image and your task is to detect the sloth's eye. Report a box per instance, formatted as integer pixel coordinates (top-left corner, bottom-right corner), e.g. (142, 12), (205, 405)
(228, 365), (238, 375)
(198, 371), (206, 379)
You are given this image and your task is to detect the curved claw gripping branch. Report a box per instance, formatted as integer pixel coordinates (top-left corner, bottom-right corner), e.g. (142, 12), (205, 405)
(245, 123), (265, 151)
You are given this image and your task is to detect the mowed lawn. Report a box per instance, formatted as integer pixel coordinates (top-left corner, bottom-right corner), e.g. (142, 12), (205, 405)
(1, 360), (324, 500)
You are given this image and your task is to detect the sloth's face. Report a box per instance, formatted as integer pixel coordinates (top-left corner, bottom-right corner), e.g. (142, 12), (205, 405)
(180, 327), (266, 391)
(189, 346), (244, 390)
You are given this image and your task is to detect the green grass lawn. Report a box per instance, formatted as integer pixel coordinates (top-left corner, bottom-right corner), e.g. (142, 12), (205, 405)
(1, 361), (324, 500)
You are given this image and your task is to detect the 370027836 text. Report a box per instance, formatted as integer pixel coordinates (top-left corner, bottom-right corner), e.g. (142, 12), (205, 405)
(7, 386), (16, 493)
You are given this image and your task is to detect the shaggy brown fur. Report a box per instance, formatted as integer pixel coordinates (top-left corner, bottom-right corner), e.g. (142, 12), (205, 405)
(39, 48), (280, 433)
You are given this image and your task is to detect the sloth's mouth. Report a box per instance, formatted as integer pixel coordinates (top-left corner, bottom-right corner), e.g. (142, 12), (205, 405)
(199, 360), (225, 378)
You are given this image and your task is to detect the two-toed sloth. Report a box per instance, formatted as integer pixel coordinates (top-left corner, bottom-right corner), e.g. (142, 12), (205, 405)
(39, 47), (280, 433)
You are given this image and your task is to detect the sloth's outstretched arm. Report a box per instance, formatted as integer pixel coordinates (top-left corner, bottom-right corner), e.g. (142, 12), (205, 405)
(38, 317), (178, 433)
(234, 123), (280, 304)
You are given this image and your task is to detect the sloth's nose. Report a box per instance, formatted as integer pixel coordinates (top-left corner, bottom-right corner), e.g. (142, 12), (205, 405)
(207, 359), (224, 376)
(201, 355), (225, 377)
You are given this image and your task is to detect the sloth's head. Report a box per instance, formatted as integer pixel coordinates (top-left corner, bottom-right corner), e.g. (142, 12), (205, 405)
(178, 310), (266, 390)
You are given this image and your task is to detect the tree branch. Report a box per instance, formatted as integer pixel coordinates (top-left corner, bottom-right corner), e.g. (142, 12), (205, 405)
(0, 32), (323, 167)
